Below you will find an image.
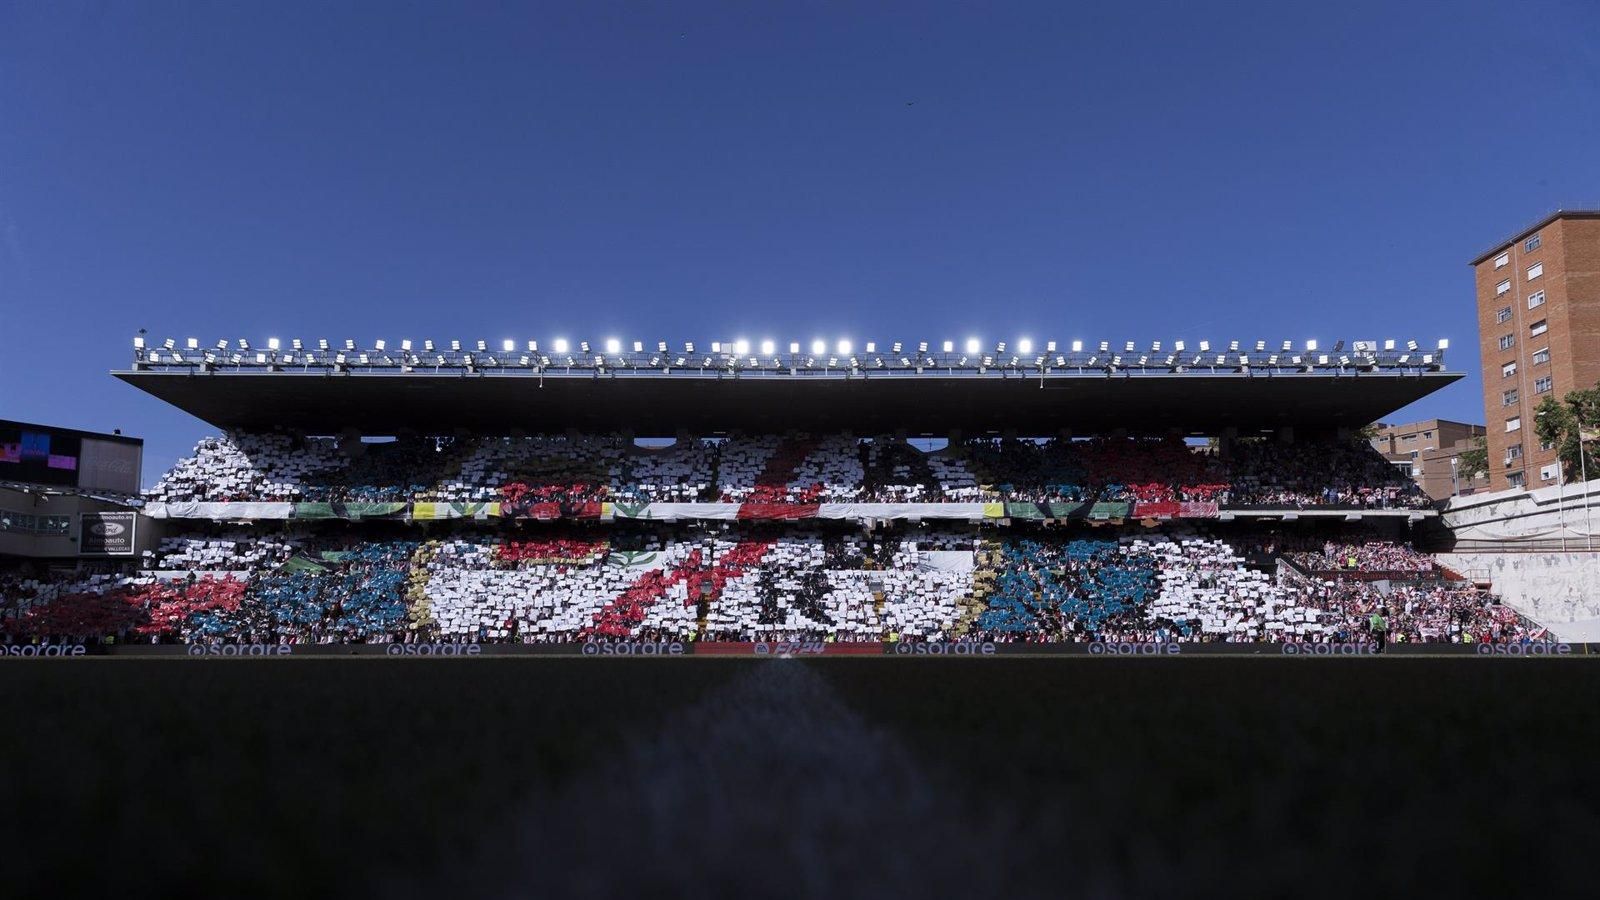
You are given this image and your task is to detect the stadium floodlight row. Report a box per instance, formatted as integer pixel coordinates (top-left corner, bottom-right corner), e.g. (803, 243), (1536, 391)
(130, 335), (1449, 376)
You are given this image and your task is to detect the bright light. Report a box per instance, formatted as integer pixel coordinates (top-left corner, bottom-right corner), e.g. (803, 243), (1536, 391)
(503, 340), (515, 352)
(965, 338), (980, 354)
(760, 340), (775, 356)
(789, 342), (800, 354)
(942, 341), (954, 353)
(605, 338), (621, 354)
(734, 339), (750, 356)
(1437, 338), (1450, 349)
(811, 340), (826, 355)
(1018, 339), (1032, 354)
(553, 338), (569, 353)
(268, 338), (281, 350)
(1306, 340), (1318, 351)
(1071, 340), (1082, 352)
(837, 340), (851, 355)
(186, 338), (199, 349)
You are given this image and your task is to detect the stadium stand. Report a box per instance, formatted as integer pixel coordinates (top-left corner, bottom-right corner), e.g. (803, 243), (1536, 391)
(1, 520), (1540, 645)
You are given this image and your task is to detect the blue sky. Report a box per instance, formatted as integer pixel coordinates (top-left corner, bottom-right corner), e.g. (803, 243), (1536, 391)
(2, 0), (1598, 483)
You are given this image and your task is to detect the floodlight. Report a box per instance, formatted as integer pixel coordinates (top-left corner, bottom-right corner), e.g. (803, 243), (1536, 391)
(346, 340), (358, 351)
(1406, 340), (1418, 351)
(1198, 341), (1209, 352)
(632, 341), (643, 353)
(1099, 341), (1109, 352)
(1071, 340), (1083, 352)
(918, 342), (928, 353)
(503, 339), (514, 352)
(1229, 341), (1240, 352)
(1318, 355), (1329, 365)
(1124, 341), (1135, 352)
(1174, 341), (1185, 352)
(789, 342), (800, 354)
(528, 340), (538, 352)
(358, 353), (369, 364)
(293, 339), (304, 351)
(1046, 341), (1056, 352)
(603, 338), (619, 354)
(837, 340), (851, 354)
(1383, 339), (1395, 351)
(892, 342), (902, 353)
(238, 339), (250, 351)
(657, 341), (668, 352)
(187, 338), (199, 349)
(255, 352), (266, 363)
(399, 340), (411, 351)
(1437, 339), (1449, 350)
(1018, 339), (1032, 354)
(1255, 341), (1266, 352)
(1281, 341), (1293, 351)
(580, 341), (591, 353)
(685, 342), (695, 352)
(760, 340), (775, 355)
(733, 339), (749, 355)
(422, 340), (434, 352)
(375, 340), (386, 351)
(1151, 341), (1161, 352)
(133, 336), (146, 350)
(711, 342), (721, 353)
(163, 338), (177, 350)
(449, 340), (460, 351)
(1306, 340), (1317, 351)
(965, 338), (980, 354)
(996, 342), (1006, 353)
(1339, 355), (1350, 366)
(553, 339), (569, 353)
(1055, 355), (1066, 366)
(812, 340), (827, 355)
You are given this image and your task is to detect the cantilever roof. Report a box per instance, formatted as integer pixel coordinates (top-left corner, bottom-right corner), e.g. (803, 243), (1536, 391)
(114, 368), (1462, 435)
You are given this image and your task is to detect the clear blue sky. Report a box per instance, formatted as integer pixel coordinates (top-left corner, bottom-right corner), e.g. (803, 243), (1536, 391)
(3, 1), (1598, 483)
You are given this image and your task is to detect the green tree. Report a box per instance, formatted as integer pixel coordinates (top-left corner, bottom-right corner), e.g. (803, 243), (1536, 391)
(1534, 384), (1600, 482)
(1456, 435), (1488, 482)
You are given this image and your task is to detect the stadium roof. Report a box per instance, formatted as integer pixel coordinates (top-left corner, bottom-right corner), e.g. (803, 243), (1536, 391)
(115, 367), (1462, 435)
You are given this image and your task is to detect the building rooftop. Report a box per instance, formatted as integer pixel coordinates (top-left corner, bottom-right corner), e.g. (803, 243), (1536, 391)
(1469, 208), (1600, 266)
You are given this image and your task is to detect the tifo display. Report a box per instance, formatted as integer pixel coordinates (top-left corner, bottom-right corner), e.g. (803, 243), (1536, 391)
(3, 427), (1547, 647)
(141, 431), (1431, 511)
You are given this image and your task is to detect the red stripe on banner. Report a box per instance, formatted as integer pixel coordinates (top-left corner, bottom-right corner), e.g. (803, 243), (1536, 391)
(1178, 501), (1220, 518)
(736, 503), (821, 520)
(580, 539), (774, 640)
(1133, 501), (1179, 519)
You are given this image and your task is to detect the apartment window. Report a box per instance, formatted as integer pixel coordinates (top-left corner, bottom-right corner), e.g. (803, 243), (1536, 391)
(1530, 319), (1548, 337)
(1497, 306), (1513, 323)
(1496, 279), (1511, 295)
(1526, 234), (1542, 252)
(1506, 416), (1522, 432)
(1536, 376), (1553, 394)
(1528, 262), (1544, 280)
(1541, 464), (1559, 482)
(1494, 252), (1510, 269)
(1541, 439), (1556, 452)
(1507, 444), (1523, 461)
(1503, 389), (1519, 406)
(1533, 347), (1550, 365)
(1422, 431), (1433, 440)
(1528, 290), (1545, 309)
(1402, 434), (1416, 443)
(1502, 361), (1517, 378)
(1508, 471), (1527, 488)
(1499, 334), (1516, 351)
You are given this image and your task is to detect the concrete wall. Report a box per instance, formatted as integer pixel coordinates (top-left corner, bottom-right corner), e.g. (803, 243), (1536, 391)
(1441, 476), (1600, 550)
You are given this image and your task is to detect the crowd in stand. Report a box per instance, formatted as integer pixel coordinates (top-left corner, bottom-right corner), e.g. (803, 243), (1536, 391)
(1, 522), (1543, 646)
(1291, 541), (1438, 575)
(142, 430), (1431, 510)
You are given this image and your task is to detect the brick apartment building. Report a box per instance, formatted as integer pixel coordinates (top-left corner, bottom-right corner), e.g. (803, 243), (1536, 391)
(1470, 210), (1600, 492)
(1368, 418), (1488, 500)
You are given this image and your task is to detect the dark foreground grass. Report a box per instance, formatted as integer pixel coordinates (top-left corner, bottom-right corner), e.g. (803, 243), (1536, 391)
(1, 659), (1596, 898)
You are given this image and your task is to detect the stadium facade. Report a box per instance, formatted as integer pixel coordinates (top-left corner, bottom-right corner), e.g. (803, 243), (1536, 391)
(0, 334), (1559, 648)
